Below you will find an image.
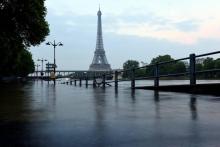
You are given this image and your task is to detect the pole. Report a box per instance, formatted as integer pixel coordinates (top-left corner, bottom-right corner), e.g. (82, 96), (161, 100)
(190, 54), (196, 85)
(86, 76), (88, 87)
(102, 74), (106, 88)
(154, 63), (159, 87)
(115, 71), (118, 88)
(93, 76), (96, 88)
(41, 60), (43, 72)
(131, 68), (135, 89)
(79, 78), (82, 86)
(46, 40), (63, 85)
(53, 40), (56, 85)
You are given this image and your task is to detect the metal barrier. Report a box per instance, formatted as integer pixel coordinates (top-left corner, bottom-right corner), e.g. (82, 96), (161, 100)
(91, 51), (220, 88)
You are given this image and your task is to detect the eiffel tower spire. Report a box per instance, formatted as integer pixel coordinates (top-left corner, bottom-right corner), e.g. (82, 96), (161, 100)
(89, 7), (111, 71)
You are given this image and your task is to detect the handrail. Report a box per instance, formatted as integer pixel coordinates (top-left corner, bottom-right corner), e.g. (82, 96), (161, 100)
(31, 50), (220, 88)
(101, 50), (220, 88)
(196, 50), (220, 58)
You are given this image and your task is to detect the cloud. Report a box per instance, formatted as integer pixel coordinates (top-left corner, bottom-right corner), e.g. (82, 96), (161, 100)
(174, 20), (199, 32)
(105, 15), (220, 45)
(31, 0), (220, 70)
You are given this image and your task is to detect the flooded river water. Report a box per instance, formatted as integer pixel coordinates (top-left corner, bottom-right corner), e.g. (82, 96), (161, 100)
(0, 80), (220, 147)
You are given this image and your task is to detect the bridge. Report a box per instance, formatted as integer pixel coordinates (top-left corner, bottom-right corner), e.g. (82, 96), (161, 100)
(29, 51), (220, 95)
(29, 70), (115, 79)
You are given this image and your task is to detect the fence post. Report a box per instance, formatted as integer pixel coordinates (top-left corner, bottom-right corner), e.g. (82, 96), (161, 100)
(93, 76), (96, 88)
(131, 68), (135, 89)
(190, 53), (196, 85)
(102, 74), (106, 88)
(154, 63), (159, 87)
(79, 78), (82, 86)
(115, 71), (118, 88)
(85, 76), (88, 87)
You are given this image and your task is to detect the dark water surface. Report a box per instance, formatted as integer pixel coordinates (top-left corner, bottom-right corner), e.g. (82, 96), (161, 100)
(1, 81), (220, 147)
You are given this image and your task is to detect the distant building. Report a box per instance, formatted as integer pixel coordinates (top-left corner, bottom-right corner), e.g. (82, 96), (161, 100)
(89, 7), (111, 71)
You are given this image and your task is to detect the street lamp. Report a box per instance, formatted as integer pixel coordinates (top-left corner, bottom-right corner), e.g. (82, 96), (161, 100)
(37, 58), (47, 76)
(46, 40), (63, 84)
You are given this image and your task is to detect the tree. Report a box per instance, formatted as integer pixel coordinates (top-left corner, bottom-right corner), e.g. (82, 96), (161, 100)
(215, 58), (220, 78)
(203, 57), (215, 78)
(150, 55), (174, 75)
(173, 62), (186, 73)
(15, 50), (35, 77)
(123, 60), (139, 78)
(203, 57), (215, 70)
(0, 0), (49, 76)
(146, 55), (186, 76)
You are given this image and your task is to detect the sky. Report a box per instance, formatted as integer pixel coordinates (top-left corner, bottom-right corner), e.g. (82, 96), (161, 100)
(30, 0), (220, 70)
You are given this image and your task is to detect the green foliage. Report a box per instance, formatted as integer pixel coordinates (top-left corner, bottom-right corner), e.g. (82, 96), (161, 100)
(123, 60), (139, 78)
(122, 55), (220, 79)
(16, 50), (35, 77)
(0, 0), (49, 77)
(203, 57), (215, 70)
(122, 55), (187, 79)
(196, 63), (203, 71)
(148, 55), (186, 75)
(150, 55), (174, 75)
(215, 59), (220, 77)
(173, 62), (186, 73)
(151, 55), (173, 64)
(215, 59), (220, 69)
(123, 60), (139, 70)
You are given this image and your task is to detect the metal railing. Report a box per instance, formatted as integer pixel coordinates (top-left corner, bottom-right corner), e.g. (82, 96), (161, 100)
(86, 51), (220, 88)
(30, 51), (220, 88)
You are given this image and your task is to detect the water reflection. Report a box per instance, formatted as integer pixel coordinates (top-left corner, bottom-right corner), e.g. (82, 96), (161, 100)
(1, 81), (220, 146)
(154, 90), (159, 102)
(154, 91), (161, 119)
(190, 95), (198, 120)
(46, 83), (56, 111)
(92, 88), (107, 147)
(0, 83), (30, 121)
(131, 89), (136, 103)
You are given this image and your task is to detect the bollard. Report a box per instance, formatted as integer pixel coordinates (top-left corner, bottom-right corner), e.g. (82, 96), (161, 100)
(115, 71), (118, 88)
(154, 63), (159, 87)
(79, 78), (82, 86)
(102, 74), (106, 88)
(74, 79), (76, 86)
(86, 76), (88, 87)
(131, 68), (135, 89)
(189, 54), (196, 85)
(93, 76), (96, 88)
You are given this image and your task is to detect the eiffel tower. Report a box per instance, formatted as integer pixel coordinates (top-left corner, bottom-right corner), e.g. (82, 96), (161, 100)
(89, 7), (111, 71)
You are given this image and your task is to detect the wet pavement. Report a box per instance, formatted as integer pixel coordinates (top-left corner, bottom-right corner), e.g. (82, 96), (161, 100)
(0, 80), (220, 147)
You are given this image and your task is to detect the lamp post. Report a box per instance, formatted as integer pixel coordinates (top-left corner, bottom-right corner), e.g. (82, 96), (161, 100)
(37, 58), (47, 77)
(46, 40), (63, 84)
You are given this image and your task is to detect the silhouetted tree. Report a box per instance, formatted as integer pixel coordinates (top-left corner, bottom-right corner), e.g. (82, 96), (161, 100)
(215, 58), (220, 78)
(123, 60), (139, 78)
(0, 0), (49, 77)
(203, 57), (215, 78)
(148, 55), (186, 75)
(15, 50), (35, 77)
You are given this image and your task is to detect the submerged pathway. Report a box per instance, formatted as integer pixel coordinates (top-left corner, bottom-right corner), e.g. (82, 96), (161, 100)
(1, 81), (220, 146)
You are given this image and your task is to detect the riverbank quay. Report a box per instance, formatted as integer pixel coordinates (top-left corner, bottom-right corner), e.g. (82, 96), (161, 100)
(135, 83), (220, 96)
